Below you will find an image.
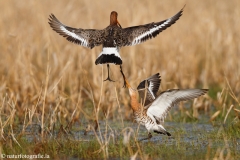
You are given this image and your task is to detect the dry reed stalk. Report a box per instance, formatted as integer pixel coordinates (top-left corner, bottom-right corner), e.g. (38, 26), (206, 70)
(213, 134), (232, 160)
(222, 77), (240, 124)
(41, 51), (51, 139)
(0, 0), (239, 118)
(134, 125), (144, 159)
(130, 151), (138, 160)
(224, 105), (234, 124)
(210, 110), (221, 121)
(121, 127), (145, 159)
(122, 127), (134, 155)
(21, 107), (28, 134)
(114, 87), (124, 128)
(233, 108), (240, 114)
(89, 66), (109, 159)
(0, 96), (6, 141)
(49, 98), (61, 131)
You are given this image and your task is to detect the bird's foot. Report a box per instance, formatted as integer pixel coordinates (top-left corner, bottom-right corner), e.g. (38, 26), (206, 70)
(148, 132), (153, 139)
(138, 133), (152, 141)
(104, 77), (115, 82)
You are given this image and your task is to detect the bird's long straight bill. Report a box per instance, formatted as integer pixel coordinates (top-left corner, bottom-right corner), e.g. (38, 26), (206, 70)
(117, 20), (122, 28)
(124, 77), (131, 88)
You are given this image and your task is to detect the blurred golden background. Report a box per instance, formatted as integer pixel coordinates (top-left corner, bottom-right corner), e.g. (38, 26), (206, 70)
(0, 0), (239, 123)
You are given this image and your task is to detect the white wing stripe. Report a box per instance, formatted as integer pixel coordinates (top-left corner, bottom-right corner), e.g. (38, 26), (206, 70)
(131, 18), (173, 45)
(148, 82), (155, 99)
(59, 26), (88, 47)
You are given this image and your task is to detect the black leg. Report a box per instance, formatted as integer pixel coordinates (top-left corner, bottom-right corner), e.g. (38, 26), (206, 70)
(148, 132), (153, 139)
(138, 132), (152, 141)
(120, 65), (127, 88)
(104, 64), (115, 82)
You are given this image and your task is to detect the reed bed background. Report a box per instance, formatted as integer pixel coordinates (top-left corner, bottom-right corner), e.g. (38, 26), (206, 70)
(0, 0), (240, 159)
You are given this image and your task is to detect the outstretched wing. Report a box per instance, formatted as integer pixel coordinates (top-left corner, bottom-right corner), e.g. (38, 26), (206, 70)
(137, 73), (161, 106)
(48, 14), (104, 49)
(147, 89), (208, 123)
(121, 6), (184, 46)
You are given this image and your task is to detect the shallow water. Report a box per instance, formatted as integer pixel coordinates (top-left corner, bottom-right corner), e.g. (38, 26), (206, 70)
(19, 121), (235, 143)
(10, 120), (240, 159)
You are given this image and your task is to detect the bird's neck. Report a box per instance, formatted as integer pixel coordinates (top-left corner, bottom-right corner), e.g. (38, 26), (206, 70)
(110, 21), (118, 26)
(130, 94), (141, 112)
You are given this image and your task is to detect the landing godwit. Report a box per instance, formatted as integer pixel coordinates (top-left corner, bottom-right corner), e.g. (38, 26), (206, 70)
(48, 6), (184, 86)
(124, 73), (208, 140)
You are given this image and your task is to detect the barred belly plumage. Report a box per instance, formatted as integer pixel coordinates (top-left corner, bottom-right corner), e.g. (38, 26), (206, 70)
(134, 111), (154, 126)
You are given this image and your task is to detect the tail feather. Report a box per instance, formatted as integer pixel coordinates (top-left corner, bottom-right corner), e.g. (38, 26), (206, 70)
(95, 54), (122, 65)
(154, 130), (171, 136)
(95, 47), (122, 65)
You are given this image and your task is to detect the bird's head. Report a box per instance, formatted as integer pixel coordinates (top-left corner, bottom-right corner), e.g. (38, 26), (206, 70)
(110, 11), (122, 28)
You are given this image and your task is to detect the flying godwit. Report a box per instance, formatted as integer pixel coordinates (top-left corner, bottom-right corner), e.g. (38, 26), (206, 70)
(124, 73), (208, 140)
(48, 6), (184, 86)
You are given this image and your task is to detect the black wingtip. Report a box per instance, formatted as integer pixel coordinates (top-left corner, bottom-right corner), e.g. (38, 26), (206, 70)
(166, 131), (171, 136)
(48, 13), (56, 24)
(48, 13), (60, 25)
(49, 13), (54, 20)
(174, 4), (186, 19)
(154, 73), (161, 78)
(202, 89), (209, 93)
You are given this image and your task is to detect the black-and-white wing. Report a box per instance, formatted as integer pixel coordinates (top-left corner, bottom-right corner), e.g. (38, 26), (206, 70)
(137, 73), (161, 106)
(147, 89), (208, 123)
(48, 14), (104, 49)
(121, 6), (184, 46)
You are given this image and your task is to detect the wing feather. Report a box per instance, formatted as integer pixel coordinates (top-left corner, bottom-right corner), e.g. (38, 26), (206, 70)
(137, 73), (161, 105)
(121, 6), (184, 46)
(147, 89), (208, 122)
(48, 14), (104, 48)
